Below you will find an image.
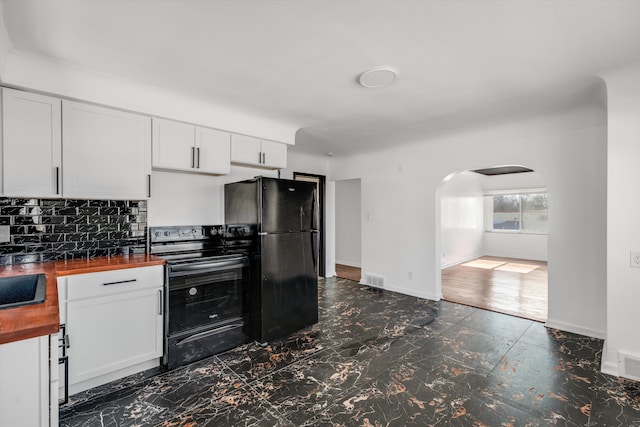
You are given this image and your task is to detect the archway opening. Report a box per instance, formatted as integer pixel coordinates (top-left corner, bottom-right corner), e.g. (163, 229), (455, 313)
(439, 166), (548, 321)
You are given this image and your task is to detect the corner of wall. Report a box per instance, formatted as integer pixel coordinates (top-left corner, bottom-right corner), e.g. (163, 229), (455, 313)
(600, 342), (619, 377)
(0, 2), (12, 82)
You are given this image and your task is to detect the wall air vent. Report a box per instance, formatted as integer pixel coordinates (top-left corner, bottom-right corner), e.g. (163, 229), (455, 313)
(365, 273), (385, 288)
(472, 165), (534, 176)
(619, 351), (640, 381)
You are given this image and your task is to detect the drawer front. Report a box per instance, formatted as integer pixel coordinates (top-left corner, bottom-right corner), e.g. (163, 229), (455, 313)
(66, 265), (164, 300)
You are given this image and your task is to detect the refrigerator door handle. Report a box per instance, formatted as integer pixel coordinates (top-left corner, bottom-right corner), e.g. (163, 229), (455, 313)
(311, 188), (319, 231)
(311, 230), (319, 274)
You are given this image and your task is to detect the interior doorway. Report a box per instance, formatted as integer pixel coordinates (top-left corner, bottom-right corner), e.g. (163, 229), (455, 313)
(439, 168), (548, 321)
(294, 172), (326, 277)
(334, 179), (362, 282)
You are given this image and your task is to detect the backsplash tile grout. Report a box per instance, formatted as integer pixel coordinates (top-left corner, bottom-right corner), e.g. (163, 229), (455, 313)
(0, 198), (147, 265)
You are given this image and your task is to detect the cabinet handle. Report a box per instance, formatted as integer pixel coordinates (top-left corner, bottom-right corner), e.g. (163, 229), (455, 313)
(258, 151), (262, 164)
(262, 152), (266, 165)
(196, 147), (200, 168)
(158, 289), (163, 315)
(55, 167), (60, 195)
(147, 174), (152, 198)
(102, 278), (137, 286)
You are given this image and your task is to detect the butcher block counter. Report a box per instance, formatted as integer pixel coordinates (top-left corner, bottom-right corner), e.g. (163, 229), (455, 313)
(0, 254), (165, 345)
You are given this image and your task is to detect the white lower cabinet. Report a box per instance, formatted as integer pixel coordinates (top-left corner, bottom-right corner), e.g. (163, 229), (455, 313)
(58, 265), (164, 395)
(0, 335), (56, 427)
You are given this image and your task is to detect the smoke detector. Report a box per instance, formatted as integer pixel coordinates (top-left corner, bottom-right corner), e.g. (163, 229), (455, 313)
(357, 67), (398, 88)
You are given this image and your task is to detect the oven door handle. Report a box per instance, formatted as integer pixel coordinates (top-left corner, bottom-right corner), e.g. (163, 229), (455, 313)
(176, 323), (244, 346)
(169, 258), (248, 274)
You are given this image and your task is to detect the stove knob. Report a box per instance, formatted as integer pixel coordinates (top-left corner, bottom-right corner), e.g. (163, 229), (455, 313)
(154, 231), (161, 237)
(163, 231), (170, 237)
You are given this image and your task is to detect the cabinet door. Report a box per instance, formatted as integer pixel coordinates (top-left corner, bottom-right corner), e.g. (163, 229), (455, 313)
(261, 140), (287, 169)
(195, 126), (231, 174)
(0, 336), (49, 427)
(2, 88), (62, 198)
(62, 101), (151, 199)
(230, 134), (262, 167)
(152, 118), (196, 171)
(67, 287), (162, 385)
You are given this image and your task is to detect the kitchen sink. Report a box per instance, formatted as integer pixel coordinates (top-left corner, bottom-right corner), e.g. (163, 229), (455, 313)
(0, 274), (46, 310)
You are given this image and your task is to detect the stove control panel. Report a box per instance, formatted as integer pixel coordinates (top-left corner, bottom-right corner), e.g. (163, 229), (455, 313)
(150, 225), (225, 243)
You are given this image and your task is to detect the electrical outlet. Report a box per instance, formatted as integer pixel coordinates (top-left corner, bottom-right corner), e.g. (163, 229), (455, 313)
(631, 251), (640, 268)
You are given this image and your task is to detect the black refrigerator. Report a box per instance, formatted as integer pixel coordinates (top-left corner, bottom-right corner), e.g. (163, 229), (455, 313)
(224, 177), (319, 343)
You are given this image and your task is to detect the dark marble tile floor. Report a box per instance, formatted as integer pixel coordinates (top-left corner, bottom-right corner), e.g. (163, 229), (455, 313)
(60, 277), (640, 426)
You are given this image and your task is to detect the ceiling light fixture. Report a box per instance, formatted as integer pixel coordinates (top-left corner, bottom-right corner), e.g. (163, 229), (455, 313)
(357, 67), (398, 88)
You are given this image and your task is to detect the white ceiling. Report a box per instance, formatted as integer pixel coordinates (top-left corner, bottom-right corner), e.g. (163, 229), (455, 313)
(2, 0), (640, 155)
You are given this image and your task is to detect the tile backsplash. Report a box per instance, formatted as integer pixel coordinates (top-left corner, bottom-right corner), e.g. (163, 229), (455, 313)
(0, 198), (147, 265)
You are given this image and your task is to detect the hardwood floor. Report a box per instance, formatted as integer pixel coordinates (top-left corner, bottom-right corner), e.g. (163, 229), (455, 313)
(441, 256), (548, 322)
(335, 263), (361, 282)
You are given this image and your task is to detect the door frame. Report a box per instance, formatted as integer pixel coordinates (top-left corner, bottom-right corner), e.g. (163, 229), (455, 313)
(293, 172), (326, 277)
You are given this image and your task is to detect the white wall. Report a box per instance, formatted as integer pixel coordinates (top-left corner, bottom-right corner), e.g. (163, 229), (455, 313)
(0, 3), (10, 81)
(335, 179), (362, 267)
(482, 231), (548, 261)
(602, 62), (640, 377)
(147, 167), (277, 226)
(330, 101), (607, 339)
(440, 171), (484, 267)
(148, 150), (330, 227)
(279, 150), (331, 180)
(483, 232), (548, 261)
(481, 171), (546, 191)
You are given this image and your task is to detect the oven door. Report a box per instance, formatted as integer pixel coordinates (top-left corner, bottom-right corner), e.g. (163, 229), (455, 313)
(167, 256), (249, 336)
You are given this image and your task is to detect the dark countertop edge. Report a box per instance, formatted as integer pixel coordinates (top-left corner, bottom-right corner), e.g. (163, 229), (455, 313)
(0, 255), (166, 345)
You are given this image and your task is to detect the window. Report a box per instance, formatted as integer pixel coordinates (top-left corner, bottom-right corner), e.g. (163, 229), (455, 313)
(490, 192), (548, 233)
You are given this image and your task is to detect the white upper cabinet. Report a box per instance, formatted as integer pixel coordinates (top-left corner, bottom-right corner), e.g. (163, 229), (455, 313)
(260, 139), (287, 169)
(152, 118), (194, 171)
(1, 88), (62, 198)
(152, 117), (230, 174)
(231, 134), (287, 169)
(195, 126), (231, 174)
(62, 101), (151, 200)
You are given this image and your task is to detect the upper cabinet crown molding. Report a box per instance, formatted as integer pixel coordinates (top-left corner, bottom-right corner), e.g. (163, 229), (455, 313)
(230, 134), (287, 169)
(1, 88), (62, 198)
(152, 117), (231, 175)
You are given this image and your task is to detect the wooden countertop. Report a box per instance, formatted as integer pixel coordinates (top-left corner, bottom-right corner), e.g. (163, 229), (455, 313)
(55, 254), (166, 276)
(0, 254), (165, 345)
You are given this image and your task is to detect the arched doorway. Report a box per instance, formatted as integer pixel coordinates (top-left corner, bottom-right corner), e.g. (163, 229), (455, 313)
(438, 166), (548, 321)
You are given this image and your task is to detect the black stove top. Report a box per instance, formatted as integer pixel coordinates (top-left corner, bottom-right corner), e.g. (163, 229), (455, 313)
(149, 225), (226, 263)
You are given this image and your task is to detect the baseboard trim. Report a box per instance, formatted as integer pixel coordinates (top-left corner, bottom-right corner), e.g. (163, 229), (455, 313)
(335, 260), (361, 268)
(544, 318), (606, 340)
(362, 282), (436, 301)
(440, 254), (483, 270)
(600, 342), (619, 377)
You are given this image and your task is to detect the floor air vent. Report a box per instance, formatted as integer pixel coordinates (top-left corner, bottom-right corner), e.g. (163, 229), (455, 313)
(619, 352), (640, 381)
(365, 273), (385, 287)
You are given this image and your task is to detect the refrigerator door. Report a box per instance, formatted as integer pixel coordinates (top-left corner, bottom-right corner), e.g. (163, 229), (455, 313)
(256, 231), (318, 342)
(261, 178), (317, 233)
